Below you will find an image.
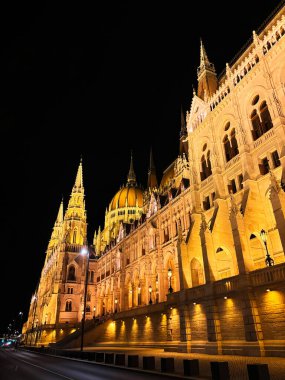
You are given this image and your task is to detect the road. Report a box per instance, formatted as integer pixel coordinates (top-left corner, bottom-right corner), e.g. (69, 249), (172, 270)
(0, 348), (182, 380)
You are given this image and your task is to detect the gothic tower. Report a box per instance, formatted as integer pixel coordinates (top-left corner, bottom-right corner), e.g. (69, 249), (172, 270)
(197, 39), (218, 100)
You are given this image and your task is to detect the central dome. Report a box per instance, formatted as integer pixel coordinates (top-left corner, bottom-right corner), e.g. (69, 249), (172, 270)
(110, 186), (143, 210)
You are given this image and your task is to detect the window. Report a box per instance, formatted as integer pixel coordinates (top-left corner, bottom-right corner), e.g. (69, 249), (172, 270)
(230, 129), (239, 157)
(86, 304), (91, 313)
(89, 271), (94, 283)
(73, 229), (77, 244)
(164, 227), (169, 242)
(250, 99), (273, 140)
(223, 135), (231, 162)
(251, 110), (262, 140)
(87, 293), (91, 302)
(201, 155), (207, 180)
(203, 196), (210, 210)
(67, 266), (76, 281)
(260, 101), (273, 132)
(271, 150), (280, 168)
(65, 301), (72, 312)
(230, 179), (237, 194)
(238, 174), (243, 190)
(259, 157), (270, 175)
(67, 287), (73, 294)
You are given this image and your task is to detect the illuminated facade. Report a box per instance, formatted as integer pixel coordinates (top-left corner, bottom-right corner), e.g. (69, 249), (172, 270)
(24, 6), (285, 356)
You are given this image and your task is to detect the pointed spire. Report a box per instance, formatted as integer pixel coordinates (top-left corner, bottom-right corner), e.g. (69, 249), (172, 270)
(127, 151), (137, 186)
(200, 39), (210, 67)
(56, 198), (64, 223)
(74, 158), (83, 189)
(148, 147), (158, 189)
(197, 39), (217, 100)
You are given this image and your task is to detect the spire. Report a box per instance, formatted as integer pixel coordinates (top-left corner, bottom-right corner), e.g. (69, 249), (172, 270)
(127, 151), (137, 186)
(197, 39), (218, 100)
(74, 157), (83, 189)
(148, 147), (158, 189)
(179, 106), (188, 158)
(56, 198), (64, 223)
(64, 159), (87, 245)
(200, 39), (210, 69)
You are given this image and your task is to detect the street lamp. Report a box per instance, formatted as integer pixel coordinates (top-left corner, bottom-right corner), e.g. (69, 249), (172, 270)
(80, 244), (90, 352)
(168, 268), (173, 293)
(114, 298), (118, 313)
(148, 285), (153, 305)
(93, 306), (96, 318)
(260, 229), (274, 267)
(18, 311), (23, 333)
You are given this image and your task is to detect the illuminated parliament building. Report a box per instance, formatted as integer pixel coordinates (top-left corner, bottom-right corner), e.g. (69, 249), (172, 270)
(24, 6), (285, 357)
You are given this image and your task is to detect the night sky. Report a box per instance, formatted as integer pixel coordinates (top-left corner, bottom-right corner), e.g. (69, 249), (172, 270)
(1, 1), (283, 335)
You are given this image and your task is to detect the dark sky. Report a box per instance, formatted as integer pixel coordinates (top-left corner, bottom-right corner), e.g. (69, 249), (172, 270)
(1, 1), (283, 335)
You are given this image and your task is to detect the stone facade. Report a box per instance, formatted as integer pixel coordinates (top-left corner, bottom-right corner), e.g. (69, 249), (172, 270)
(24, 5), (285, 356)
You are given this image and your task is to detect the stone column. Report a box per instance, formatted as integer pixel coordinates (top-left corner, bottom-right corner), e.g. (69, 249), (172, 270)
(178, 292), (192, 353)
(205, 296), (222, 355)
(241, 288), (265, 357)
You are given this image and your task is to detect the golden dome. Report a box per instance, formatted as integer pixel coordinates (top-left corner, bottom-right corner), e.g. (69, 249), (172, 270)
(110, 186), (143, 211)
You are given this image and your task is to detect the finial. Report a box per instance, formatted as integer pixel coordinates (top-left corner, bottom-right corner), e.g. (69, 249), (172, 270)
(127, 150), (137, 186)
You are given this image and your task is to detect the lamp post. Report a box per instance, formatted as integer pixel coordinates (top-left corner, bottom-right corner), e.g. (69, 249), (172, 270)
(18, 311), (23, 333)
(168, 268), (173, 293)
(260, 229), (274, 267)
(148, 285), (153, 305)
(114, 298), (118, 313)
(80, 244), (90, 352)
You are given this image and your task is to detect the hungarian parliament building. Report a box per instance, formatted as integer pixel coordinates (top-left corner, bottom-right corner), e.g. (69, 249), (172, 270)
(24, 4), (285, 357)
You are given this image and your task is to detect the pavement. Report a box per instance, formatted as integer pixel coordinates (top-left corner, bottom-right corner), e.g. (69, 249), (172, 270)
(80, 345), (285, 380)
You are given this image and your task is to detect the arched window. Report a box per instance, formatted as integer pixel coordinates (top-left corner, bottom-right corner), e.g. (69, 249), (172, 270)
(87, 293), (91, 302)
(190, 258), (204, 287)
(73, 229), (77, 244)
(223, 135), (231, 162)
(201, 150), (212, 180)
(251, 109), (262, 140)
(206, 151), (212, 176)
(230, 129), (239, 157)
(67, 266), (76, 281)
(86, 304), (91, 312)
(65, 301), (72, 312)
(201, 154), (207, 180)
(260, 101), (273, 133)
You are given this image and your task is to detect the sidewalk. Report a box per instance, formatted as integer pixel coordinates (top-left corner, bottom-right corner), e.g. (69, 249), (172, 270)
(82, 345), (285, 380)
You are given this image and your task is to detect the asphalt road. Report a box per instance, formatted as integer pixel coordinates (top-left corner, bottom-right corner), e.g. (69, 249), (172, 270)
(0, 348), (183, 380)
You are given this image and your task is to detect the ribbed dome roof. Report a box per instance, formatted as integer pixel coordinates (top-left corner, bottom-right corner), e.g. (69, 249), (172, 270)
(110, 186), (143, 211)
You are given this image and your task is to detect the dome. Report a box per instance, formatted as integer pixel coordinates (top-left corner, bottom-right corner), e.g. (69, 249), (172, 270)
(110, 186), (143, 211)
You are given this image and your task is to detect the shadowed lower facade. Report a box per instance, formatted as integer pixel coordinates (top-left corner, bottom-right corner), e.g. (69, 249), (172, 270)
(24, 4), (285, 357)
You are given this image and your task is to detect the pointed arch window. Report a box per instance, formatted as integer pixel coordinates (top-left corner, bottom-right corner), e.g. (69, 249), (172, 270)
(260, 101), (273, 133)
(201, 154), (207, 180)
(65, 301), (72, 312)
(190, 258), (204, 287)
(86, 304), (91, 313)
(67, 266), (76, 281)
(206, 151), (212, 176)
(251, 109), (262, 140)
(230, 129), (239, 157)
(223, 135), (231, 162)
(200, 150), (212, 180)
(73, 229), (77, 244)
(250, 98), (273, 140)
